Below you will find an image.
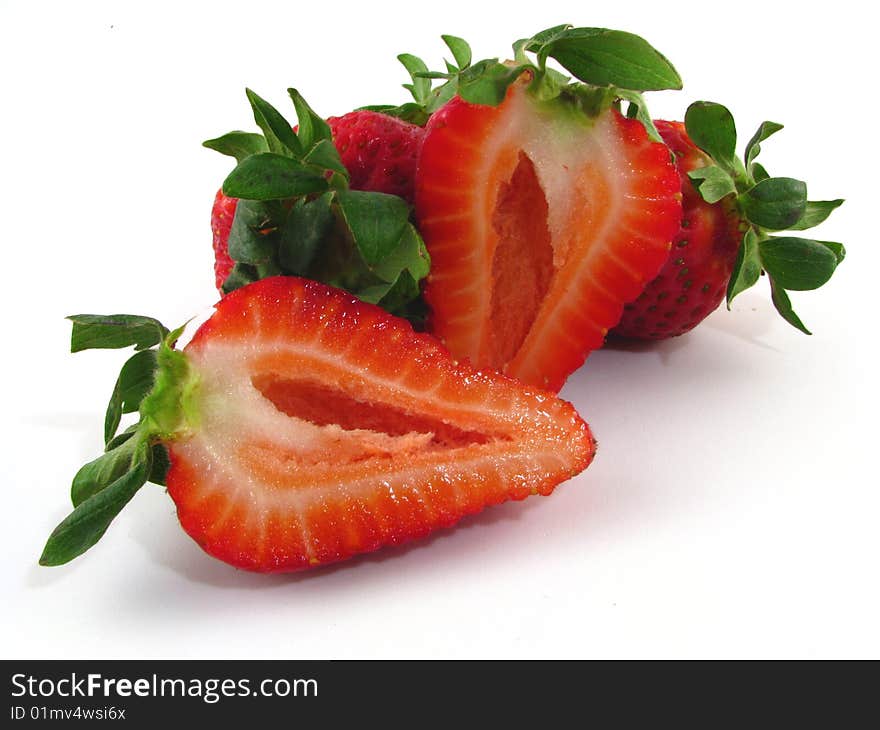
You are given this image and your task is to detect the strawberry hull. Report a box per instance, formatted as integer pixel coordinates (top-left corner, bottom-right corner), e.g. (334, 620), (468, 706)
(211, 110), (425, 293)
(165, 277), (595, 573)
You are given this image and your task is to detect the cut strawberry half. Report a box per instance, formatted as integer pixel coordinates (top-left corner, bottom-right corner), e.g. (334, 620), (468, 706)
(415, 80), (681, 391)
(42, 277), (595, 573)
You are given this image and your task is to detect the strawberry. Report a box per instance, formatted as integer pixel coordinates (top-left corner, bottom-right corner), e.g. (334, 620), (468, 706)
(204, 88), (431, 325)
(41, 277), (595, 573)
(616, 102), (844, 338)
(211, 188), (238, 290)
(612, 120), (745, 339)
(413, 29), (685, 391)
(327, 110), (424, 202)
(208, 108), (425, 293)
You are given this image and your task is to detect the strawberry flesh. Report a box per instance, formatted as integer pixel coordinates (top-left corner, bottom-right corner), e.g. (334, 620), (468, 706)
(166, 277), (595, 572)
(415, 82), (681, 391)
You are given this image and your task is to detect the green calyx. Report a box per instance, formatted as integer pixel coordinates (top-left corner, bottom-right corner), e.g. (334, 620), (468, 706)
(204, 88), (430, 326)
(368, 26), (680, 141)
(40, 318), (197, 567)
(683, 101), (845, 334)
(139, 326), (199, 440)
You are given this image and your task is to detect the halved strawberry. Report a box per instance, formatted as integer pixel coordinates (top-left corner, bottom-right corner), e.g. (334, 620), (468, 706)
(41, 277), (594, 573)
(415, 79), (681, 390)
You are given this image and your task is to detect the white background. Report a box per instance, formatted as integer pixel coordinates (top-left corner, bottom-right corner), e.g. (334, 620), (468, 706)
(2, 0), (877, 659)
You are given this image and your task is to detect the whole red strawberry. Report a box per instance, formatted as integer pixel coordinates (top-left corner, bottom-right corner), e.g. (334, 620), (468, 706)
(613, 120), (744, 339)
(211, 110), (424, 291)
(614, 103), (844, 339)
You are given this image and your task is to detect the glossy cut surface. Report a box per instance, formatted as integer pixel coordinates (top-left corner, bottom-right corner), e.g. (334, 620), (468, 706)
(166, 277), (595, 572)
(416, 85), (681, 390)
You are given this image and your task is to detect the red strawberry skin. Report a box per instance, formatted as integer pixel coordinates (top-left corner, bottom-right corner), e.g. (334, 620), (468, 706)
(327, 110), (424, 202)
(211, 111), (424, 292)
(166, 276), (595, 573)
(613, 120), (745, 339)
(211, 188), (237, 290)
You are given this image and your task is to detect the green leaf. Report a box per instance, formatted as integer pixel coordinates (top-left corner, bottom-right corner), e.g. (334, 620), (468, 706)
(745, 121), (783, 167)
(457, 60), (524, 106)
(222, 153), (329, 200)
(758, 236), (840, 291)
(740, 177), (807, 230)
(246, 88), (303, 158)
(685, 101), (737, 172)
(541, 28), (682, 91)
(254, 259), (282, 279)
(150, 444), (170, 487)
(517, 24), (572, 53)
(415, 71), (454, 80)
(371, 223), (431, 283)
(103, 349), (158, 445)
(336, 190), (411, 265)
(425, 77), (459, 113)
(221, 262), (259, 294)
(68, 315), (168, 353)
(104, 423), (138, 452)
(302, 138), (348, 178)
(117, 349), (159, 414)
(688, 166), (737, 203)
(288, 88), (333, 151)
(788, 199), (844, 231)
(769, 276), (811, 335)
(398, 54), (432, 105)
(358, 103), (431, 126)
(279, 193), (335, 274)
(614, 90), (661, 141)
(727, 228), (763, 305)
(202, 131), (268, 163)
(71, 434), (138, 507)
(818, 240), (846, 264)
(227, 199), (277, 264)
(354, 279), (397, 305)
(377, 271), (425, 320)
(751, 162), (770, 183)
(442, 34), (472, 69)
(40, 443), (152, 566)
(350, 224), (430, 307)
(104, 381), (122, 446)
